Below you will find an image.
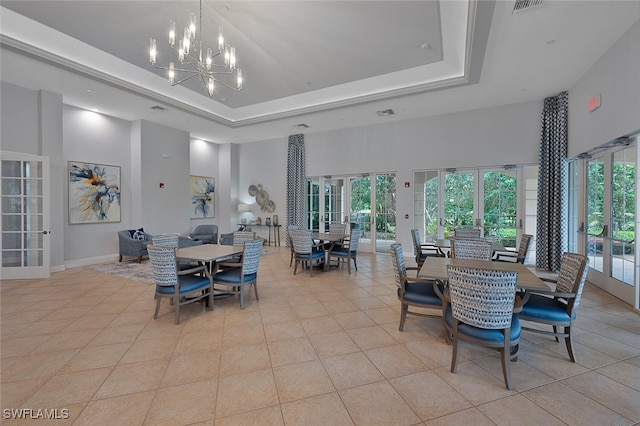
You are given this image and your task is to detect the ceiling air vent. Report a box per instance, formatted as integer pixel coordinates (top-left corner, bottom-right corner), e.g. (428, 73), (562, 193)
(291, 123), (310, 129)
(150, 105), (168, 111)
(376, 109), (395, 117)
(513, 0), (543, 14)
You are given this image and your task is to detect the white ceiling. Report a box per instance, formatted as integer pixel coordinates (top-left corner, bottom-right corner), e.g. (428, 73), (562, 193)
(1, 1), (638, 144)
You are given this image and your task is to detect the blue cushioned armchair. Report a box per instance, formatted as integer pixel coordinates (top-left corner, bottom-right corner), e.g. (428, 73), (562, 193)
(118, 229), (152, 263)
(190, 224), (218, 244)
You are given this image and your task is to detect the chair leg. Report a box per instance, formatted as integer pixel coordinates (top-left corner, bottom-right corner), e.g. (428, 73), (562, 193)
(137, 256), (142, 263)
(207, 286), (214, 311)
(240, 285), (245, 310)
(309, 257), (314, 277)
(119, 255), (123, 262)
(553, 325), (560, 342)
(450, 323), (461, 373)
(154, 295), (161, 319)
(501, 347), (513, 390)
(564, 326), (576, 362)
(293, 259), (299, 275)
(347, 256), (351, 274)
(399, 303), (409, 331)
(174, 294), (180, 325)
(353, 256), (358, 271)
(253, 282), (259, 301)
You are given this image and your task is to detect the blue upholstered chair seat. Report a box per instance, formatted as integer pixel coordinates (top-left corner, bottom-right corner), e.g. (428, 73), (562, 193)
(213, 268), (257, 284)
(520, 294), (575, 322)
(297, 249), (325, 260)
(445, 306), (521, 342)
(398, 282), (443, 306)
(156, 274), (211, 295)
(330, 247), (356, 256)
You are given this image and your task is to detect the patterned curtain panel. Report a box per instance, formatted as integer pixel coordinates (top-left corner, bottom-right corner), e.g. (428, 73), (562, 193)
(286, 134), (306, 245)
(536, 91), (569, 271)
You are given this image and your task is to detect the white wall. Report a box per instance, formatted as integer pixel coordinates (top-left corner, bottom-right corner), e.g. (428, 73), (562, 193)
(569, 20), (640, 157)
(63, 106), (133, 261)
(139, 120), (192, 235)
(0, 82), (39, 154)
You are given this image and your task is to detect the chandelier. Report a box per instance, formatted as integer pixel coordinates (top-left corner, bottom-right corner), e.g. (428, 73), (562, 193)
(148, 0), (243, 96)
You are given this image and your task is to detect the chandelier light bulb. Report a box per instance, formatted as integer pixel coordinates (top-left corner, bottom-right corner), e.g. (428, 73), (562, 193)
(230, 46), (236, 70)
(208, 77), (215, 96)
(183, 28), (190, 54)
(169, 20), (175, 46)
(149, 38), (157, 64)
(169, 62), (175, 84)
(178, 40), (185, 62)
(224, 46), (230, 66)
(237, 68), (243, 89)
(206, 48), (213, 70)
(189, 13), (196, 39)
(218, 26), (224, 51)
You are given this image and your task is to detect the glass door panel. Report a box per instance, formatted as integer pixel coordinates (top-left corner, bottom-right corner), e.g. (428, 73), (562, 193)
(414, 171), (439, 242)
(374, 173), (396, 253)
(586, 157), (605, 273)
(323, 178), (345, 232)
(350, 176), (372, 251)
(483, 170), (517, 248)
(610, 146), (635, 286)
(305, 178), (320, 231)
(444, 171), (477, 237)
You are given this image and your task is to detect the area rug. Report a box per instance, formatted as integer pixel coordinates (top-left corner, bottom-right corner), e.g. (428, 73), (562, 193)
(87, 260), (154, 284)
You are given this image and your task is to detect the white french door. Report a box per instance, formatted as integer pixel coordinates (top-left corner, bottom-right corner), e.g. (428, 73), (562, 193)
(1, 151), (51, 279)
(584, 142), (636, 306)
(415, 167), (526, 252)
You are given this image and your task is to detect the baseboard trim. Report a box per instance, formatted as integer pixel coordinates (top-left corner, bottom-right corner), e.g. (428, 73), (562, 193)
(65, 253), (119, 269)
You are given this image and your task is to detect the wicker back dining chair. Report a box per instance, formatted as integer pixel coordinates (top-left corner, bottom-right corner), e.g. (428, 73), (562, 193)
(449, 238), (493, 261)
(287, 225), (300, 267)
(212, 238), (263, 309)
(496, 234), (533, 264)
(410, 228), (444, 268)
(519, 252), (588, 362)
(391, 243), (444, 332)
(328, 223), (347, 234)
(148, 244), (213, 325)
(446, 265), (521, 389)
(453, 228), (481, 239)
(291, 229), (325, 277)
(328, 228), (361, 274)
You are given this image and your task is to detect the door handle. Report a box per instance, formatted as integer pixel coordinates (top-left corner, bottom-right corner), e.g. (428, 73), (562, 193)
(41, 231), (49, 235)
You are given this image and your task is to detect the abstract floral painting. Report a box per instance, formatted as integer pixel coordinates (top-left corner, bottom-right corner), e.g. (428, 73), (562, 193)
(69, 161), (121, 224)
(190, 175), (215, 218)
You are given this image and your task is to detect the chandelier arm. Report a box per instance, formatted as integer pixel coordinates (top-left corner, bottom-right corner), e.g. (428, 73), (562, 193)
(170, 72), (202, 86)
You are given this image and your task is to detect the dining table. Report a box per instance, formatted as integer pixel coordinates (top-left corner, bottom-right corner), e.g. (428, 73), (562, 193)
(311, 232), (349, 271)
(176, 244), (243, 274)
(418, 257), (551, 292)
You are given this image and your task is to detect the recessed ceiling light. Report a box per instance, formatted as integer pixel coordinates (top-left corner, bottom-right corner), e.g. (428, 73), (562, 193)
(546, 39), (556, 45)
(420, 43), (432, 50)
(85, 89), (92, 93)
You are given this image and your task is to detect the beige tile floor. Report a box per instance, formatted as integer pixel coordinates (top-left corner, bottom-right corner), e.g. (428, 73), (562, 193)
(1, 246), (639, 425)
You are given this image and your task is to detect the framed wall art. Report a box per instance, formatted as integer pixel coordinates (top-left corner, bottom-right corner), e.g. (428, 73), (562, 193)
(68, 161), (121, 224)
(190, 175), (215, 218)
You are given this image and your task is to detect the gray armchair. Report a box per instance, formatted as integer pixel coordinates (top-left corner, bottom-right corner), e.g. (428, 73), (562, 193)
(118, 229), (152, 263)
(220, 226), (251, 245)
(190, 224), (218, 244)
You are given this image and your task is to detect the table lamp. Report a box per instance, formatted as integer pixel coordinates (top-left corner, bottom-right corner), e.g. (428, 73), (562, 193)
(237, 204), (250, 224)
